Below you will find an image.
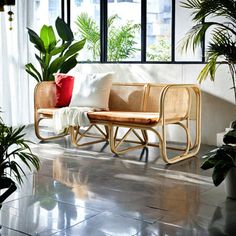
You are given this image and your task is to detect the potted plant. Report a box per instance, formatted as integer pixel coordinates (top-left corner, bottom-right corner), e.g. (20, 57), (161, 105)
(180, 0), (236, 103)
(26, 17), (86, 82)
(0, 110), (40, 204)
(201, 120), (236, 198)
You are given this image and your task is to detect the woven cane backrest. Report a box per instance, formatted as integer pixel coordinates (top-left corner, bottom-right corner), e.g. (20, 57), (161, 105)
(144, 85), (163, 112)
(35, 82), (192, 119)
(145, 84), (190, 118)
(109, 83), (147, 111)
(34, 82), (57, 109)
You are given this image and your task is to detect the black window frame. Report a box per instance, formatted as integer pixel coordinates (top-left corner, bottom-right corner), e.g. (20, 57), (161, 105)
(61, 0), (206, 64)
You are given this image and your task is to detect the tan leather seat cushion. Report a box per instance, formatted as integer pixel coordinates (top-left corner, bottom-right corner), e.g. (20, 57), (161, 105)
(88, 111), (160, 125)
(38, 109), (185, 125)
(37, 108), (59, 115)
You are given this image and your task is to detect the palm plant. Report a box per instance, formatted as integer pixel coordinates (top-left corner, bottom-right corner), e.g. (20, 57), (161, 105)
(0, 110), (40, 203)
(180, 0), (236, 102)
(75, 13), (100, 60)
(76, 13), (140, 61)
(26, 17), (86, 82)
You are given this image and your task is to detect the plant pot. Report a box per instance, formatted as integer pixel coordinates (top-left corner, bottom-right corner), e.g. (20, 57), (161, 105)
(225, 167), (236, 200)
(0, 177), (17, 204)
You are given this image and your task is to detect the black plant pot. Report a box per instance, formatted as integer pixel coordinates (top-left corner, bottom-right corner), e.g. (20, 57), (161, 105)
(0, 177), (16, 229)
(0, 177), (16, 204)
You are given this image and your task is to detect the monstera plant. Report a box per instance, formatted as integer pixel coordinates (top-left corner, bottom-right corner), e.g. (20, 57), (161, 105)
(26, 17), (86, 82)
(201, 121), (236, 186)
(201, 121), (236, 198)
(0, 110), (40, 203)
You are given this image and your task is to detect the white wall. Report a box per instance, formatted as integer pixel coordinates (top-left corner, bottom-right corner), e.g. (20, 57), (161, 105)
(73, 63), (236, 146)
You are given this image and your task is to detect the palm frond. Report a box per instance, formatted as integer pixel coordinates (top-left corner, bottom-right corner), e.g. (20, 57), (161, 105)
(108, 14), (120, 28)
(76, 13), (100, 60)
(0, 123), (40, 186)
(181, 0), (236, 24)
(76, 13), (100, 44)
(179, 22), (214, 52)
(197, 53), (220, 83)
(207, 28), (236, 62)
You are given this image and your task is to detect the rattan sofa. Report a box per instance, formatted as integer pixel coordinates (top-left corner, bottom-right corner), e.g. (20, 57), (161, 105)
(34, 81), (201, 164)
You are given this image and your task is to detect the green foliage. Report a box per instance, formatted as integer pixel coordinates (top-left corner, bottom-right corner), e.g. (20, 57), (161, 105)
(147, 39), (171, 61)
(26, 17), (86, 82)
(76, 13), (140, 61)
(180, 0), (236, 102)
(0, 112), (40, 186)
(76, 13), (100, 60)
(201, 121), (236, 186)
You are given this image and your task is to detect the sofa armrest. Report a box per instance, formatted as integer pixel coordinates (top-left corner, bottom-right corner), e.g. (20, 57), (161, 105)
(34, 81), (57, 110)
(159, 84), (201, 124)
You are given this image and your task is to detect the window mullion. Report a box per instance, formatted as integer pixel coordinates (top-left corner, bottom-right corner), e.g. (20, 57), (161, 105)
(101, 0), (108, 62)
(141, 0), (147, 62)
(61, 0), (65, 21)
(171, 0), (176, 62)
(67, 0), (70, 26)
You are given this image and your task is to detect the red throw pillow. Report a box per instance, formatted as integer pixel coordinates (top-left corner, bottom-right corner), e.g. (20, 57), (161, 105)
(55, 74), (75, 107)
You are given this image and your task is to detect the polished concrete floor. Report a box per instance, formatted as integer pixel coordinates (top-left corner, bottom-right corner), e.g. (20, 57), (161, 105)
(0, 126), (235, 235)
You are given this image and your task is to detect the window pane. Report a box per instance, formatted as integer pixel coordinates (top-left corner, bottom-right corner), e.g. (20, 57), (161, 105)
(175, 1), (202, 61)
(147, 0), (172, 62)
(71, 0), (100, 61)
(108, 0), (141, 62)
(34, 0), (61, 30)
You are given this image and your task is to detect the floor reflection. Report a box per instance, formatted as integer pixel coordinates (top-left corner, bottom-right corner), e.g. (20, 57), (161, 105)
(0, 128), (231, 235)
(208, 199), (236, 236)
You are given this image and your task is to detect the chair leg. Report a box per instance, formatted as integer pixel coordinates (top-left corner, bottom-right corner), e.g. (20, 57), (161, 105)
(157, 122), (198, 164)
(34, 114), (68, 141)
(108, 125), (148, 155)
(70, 125), (108, 147)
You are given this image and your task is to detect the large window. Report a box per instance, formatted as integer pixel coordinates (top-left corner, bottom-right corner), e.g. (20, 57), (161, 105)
(107, 0), (141, 61)
(71, 0), (100, 61)
(42, 0), (206, 63)
(147, 0), (171, 61)
(174, 0), (202, 61)
(34, 0), (61, 30)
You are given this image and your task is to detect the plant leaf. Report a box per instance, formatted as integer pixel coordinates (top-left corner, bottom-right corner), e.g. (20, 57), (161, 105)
(50, 42), (71, 56)
(63, 39), (86, 58)
(223, 129), (236, 144)
(212, 160), (234, 186)
(48, 57), (65, 75)
(231, 120), (236, 129)
(59, 54), (78, 73)
(25, 63), (42, 82)
(40, 25), (56, 52)
(55, 17), (74, 42)
(27, 28), (46, 53)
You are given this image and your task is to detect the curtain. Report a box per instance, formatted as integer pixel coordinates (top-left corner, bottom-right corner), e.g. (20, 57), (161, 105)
(0, 0), (36, 126)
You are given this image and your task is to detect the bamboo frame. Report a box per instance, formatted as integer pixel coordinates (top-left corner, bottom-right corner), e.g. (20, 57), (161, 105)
(34, 82), (69, 141)
(34, 82), (201, 164)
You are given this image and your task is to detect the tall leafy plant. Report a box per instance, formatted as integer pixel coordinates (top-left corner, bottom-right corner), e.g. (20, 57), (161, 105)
(0, 109), (40, 203)
(76, 13), (140, 61)
(180, 0), (236, 102)
(26, 17), (86, 82)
